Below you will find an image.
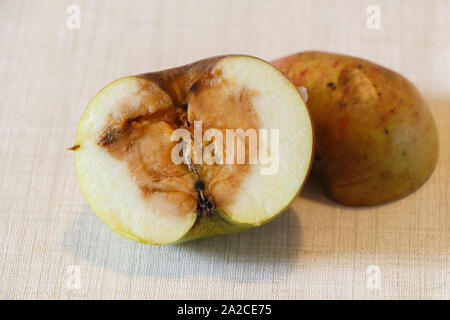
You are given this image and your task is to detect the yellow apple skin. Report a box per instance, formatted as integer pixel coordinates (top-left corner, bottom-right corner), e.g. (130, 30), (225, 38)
(273, 51), (439, 206)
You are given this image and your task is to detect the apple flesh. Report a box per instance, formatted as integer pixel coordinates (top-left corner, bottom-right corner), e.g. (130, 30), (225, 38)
(74, 55), (313, 244)
(273, 51), (439, 206)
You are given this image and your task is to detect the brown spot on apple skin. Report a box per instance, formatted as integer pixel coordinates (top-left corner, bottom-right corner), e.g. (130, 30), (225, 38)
(68, 144), (80, 151)
(314, 153), (322, 162)
(327, 82), (337, 90)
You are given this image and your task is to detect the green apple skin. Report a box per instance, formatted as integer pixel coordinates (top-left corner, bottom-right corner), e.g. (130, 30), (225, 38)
(177, 211), (253, 243)
(273, 51), (439, 206)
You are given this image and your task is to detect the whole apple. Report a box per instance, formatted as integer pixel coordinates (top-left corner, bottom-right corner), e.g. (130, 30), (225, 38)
(273, 51), (438, 206)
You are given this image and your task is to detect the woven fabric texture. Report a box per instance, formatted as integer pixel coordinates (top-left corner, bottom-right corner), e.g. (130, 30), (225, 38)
(0, 0), (449, 299)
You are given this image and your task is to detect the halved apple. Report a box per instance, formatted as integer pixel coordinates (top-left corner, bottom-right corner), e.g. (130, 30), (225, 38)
(74, 55), (313, 245)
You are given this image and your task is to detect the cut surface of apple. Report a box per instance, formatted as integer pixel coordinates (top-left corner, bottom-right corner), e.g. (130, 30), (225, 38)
(74, 55), (313, 244)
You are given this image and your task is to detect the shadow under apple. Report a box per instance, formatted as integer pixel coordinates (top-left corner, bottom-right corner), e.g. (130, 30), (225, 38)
(62, 205), (302, 282)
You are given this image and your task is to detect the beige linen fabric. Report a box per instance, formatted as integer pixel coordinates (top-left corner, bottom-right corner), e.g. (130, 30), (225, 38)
(0, 0), (449, 299)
